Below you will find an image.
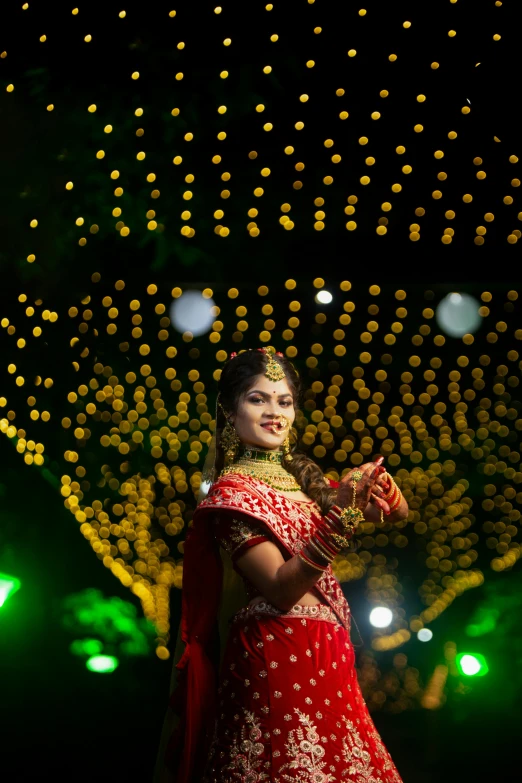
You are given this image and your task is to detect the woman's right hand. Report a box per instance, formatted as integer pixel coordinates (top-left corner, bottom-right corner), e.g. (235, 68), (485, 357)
(335, 460), (384, 511)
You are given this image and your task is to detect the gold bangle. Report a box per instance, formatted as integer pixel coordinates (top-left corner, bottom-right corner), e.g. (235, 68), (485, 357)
(307, 537), (330, 560)
(298, 552), (327, 572)
(306, 538), (326, 559)
(310, 528), (338, 557)
(383, 476), (398, 501)
(383, 477), (402, 508)
(389, 490), (403, 512)
(327, 505), (343, 523)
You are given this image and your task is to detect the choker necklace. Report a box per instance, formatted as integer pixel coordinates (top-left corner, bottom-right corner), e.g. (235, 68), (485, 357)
(221, 446), (301, 492)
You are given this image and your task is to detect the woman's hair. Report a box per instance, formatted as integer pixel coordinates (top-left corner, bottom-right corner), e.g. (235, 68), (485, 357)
(216, 350), (337, 515)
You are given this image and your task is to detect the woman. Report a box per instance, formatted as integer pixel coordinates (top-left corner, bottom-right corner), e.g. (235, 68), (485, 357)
(155, 347), (408, 783)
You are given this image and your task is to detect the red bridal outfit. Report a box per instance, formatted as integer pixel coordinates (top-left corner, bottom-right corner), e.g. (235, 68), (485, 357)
(156, 473), (403, 783)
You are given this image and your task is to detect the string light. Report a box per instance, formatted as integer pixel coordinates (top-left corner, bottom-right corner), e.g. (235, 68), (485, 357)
(0, 4), (516, 245)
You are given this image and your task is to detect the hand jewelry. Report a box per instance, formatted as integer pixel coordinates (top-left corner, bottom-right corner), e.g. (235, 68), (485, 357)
(382, 473), (403, 512)
(350, 470), (363, 502)
(328, 469), (365, 548)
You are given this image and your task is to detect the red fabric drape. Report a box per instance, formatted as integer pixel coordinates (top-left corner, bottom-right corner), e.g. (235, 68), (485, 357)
(164, 517), (223, 782)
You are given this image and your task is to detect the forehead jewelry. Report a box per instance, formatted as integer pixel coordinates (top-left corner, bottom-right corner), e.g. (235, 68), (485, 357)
(257, 347), (286, 382)
(227, 347), (287, 383)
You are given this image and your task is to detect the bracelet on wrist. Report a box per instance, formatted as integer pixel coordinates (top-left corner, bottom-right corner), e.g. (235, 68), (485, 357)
(328, 504), (364, 534)
(299, 499), (367, 572)
(313, 537), (338, 562)
(298, 551), (328, 572)
(314, 520), (341, 557)
(299, 513), (346, 571)
(383, 477), (399, 501)
(306, 528), (338, 564)
(389, 496), (402, 513)
(384, 477), (403, 512)
(384, 485), (399, 506)
(316, 517), (347, 555)
(307, 538), (332, 566)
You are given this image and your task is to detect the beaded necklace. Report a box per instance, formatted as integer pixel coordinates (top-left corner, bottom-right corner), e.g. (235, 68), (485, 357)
(220, 446), (301, 492)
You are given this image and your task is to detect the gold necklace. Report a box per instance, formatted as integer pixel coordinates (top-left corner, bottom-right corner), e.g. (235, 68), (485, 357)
(220, 447), (301, 492)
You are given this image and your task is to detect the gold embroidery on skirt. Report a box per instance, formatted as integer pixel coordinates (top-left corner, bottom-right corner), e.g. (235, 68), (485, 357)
(232, 601), (341, 626)
(224, 709), (270, 781)
(341, 715), (388, 783)
(277, 708), (333, 782)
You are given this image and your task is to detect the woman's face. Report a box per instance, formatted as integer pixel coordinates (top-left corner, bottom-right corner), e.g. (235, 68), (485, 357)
(230, 373), (296, 451)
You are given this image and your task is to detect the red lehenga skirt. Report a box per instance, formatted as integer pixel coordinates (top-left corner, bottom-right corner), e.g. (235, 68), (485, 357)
(202, 601), (403, 783)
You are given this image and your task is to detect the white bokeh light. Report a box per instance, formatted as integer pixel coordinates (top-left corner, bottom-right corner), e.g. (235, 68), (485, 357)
(417, 628), (433, 642)
(315, 290), (333, 305)
(435, 292), (481, 338)
(369, 607), (393, 628)
(459, 654), (481, 676)
(170, 290), (216, 336)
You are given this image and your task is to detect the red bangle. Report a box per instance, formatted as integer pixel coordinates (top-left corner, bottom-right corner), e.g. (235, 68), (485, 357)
(389, 492), (402, 512)
(298, 550), (327, 572)
(384, 483), (399, 503)
(385, 485), (402, 512)
(314, 524), (340, 558)
(325, 506), (347, 535)
(383, 481), (397, 501)
(389, 491), (400, 511)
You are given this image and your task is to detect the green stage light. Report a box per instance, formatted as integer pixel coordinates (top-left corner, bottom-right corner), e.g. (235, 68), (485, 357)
(465, 608), (499, 637)
(61, 588), (155, 658)
(86, 655), (119, 673)
(70, 638), (104, 657)
(0, 573), (21, 608)
(456, 653), (489, 677)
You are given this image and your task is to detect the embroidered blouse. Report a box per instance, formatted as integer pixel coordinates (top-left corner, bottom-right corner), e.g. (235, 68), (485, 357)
(197, 474), (351, 631)
(213, 511), (289, 601)
(214, 513), (271, 561)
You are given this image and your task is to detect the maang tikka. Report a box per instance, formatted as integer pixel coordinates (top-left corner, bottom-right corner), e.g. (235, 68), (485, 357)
(259, 349), (293, 459)
(257, 347), (286, 382)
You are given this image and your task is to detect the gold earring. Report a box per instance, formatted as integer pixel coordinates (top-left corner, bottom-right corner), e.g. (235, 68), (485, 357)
(220, 419), (240, 465)
(282, 434), (293, 462)
(282, 426), (296, 463)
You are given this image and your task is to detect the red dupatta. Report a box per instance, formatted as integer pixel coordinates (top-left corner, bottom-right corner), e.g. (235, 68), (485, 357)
(162, 503), (223, 782)
(163, 472), (350, 782)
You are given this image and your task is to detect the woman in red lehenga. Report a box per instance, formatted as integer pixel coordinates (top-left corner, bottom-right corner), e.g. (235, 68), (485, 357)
(154, 348), (409, 783)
